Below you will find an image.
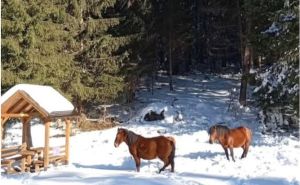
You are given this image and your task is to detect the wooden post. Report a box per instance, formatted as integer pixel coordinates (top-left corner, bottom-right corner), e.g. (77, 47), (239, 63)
(1, 118), (5, 141)
(65, 119), (71, 165)
(1, 118), (6, 147)
(21, 157), (26, 173)
(44, 120), (51, 170)
(22, 119), (26, 144)
(22, 117), (32, 149)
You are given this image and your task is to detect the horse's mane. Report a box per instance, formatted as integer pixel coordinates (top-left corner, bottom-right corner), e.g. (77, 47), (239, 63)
(209, 124), (230, 138)
(124, 129), (139, 146)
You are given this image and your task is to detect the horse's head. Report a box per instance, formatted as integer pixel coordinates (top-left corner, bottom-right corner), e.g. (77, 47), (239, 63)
(208, 124), (230, 144)
(114, 128), (127, 147)
(208, 126), (217, 144)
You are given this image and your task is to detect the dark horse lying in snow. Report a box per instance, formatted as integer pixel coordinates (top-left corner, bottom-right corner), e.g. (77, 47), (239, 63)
(114, 128), (175, 173)
(208, 124), (252, 162)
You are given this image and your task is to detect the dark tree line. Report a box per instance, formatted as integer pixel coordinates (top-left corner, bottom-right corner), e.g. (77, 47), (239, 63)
(1, 0), (299, 131)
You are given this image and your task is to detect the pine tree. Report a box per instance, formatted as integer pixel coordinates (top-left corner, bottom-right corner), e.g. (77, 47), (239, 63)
(249, 0), (299, 133)
(70, 0), (139, 110)
(1, 0), (78, 99)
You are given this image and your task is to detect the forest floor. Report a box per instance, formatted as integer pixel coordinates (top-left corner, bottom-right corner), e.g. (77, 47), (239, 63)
(1, 74), (300, 185)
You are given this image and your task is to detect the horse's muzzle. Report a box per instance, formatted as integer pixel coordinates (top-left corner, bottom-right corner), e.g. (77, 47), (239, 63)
(114, 142), (119, 148)
(209, 140), (213, 144)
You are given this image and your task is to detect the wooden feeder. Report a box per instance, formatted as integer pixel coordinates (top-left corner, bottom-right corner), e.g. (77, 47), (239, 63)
(1, 84), (78, 172)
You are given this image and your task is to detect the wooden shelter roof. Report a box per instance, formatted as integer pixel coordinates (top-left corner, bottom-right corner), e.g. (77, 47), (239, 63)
(1, 84), (76, 120)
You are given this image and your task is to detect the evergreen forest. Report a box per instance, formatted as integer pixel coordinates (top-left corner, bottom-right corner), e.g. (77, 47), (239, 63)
(1, 0), (299, 132)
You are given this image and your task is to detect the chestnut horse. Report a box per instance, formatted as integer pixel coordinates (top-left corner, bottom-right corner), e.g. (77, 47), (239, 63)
(114, 128), (175, 173)
(208, 124), (252, 162)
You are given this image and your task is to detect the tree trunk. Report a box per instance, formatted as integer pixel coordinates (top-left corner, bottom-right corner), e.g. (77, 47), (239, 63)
(239, 45), (251, 106)
(168, 0), (174, 91)
(237, 0), (244, 68)
(151, 58), (154, 95)
(238, 0), (252, 106)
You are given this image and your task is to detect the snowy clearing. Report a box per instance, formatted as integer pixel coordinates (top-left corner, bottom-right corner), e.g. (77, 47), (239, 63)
(1, 74), (300, 185)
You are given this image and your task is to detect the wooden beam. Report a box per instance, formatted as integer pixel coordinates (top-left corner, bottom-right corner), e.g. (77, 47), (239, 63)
(44, 120), (51, 170)
(6, 98), (24, 113)
(1, 113), (30, 118)
(65, 119), (71, 165)
(1, 117), (9, 126)
(23, 104), (34, 113)
(1, 93), (23, 113)
(50, 114), (79, 119)
(13, 102), (31, 114)
(18, 91), (49, 118)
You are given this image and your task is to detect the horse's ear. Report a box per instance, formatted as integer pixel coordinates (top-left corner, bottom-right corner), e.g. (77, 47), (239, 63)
(208, 125), (215, 134)
(207, 127), (211, 134)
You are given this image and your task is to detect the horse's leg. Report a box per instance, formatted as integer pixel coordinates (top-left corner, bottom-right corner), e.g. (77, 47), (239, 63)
(243, 143), (250, 158)
(170, 157), (175, 172)
(222, 146), (230, 161)
(241, 146), (246, 159)
(159, 158), (170, 173)
(229, 147), (235, 162)
(161, 155), (175, 173)
(133, 156), (141, 172)
(241, 150), (245, 158)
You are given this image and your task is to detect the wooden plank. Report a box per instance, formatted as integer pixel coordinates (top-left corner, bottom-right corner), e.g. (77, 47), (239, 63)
(1, 146), (19, 152)
(23, 104), (34, 113)
(6, 98), (25, 113)
(1, 117), (9, 125)
(1, 143), (26, 153)
(65, 119), (71, 165)
(1, 151), (19, 158)
(44, 120), (50, 170)
(1, 92), (23, 114)
(1, 159), (15, 164)
(1, 113), (30, 118)
(18, 91), (49, 118)
(13, 102), (31, 114)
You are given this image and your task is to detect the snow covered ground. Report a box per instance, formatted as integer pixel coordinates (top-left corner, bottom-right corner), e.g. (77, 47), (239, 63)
(1, 74), (300, 185)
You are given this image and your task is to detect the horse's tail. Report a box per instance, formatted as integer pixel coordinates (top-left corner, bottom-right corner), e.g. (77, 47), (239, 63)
(167, 136), (176, 145)
(167, 136), (176, 170)
(245, 127), (252, 144)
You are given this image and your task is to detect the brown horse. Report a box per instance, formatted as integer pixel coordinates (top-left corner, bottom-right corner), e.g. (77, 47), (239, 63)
(208, 124), (252, 162)
(114, 128), (175, 173)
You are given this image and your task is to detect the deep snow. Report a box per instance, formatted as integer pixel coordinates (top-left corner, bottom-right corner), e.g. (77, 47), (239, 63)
(1, 74), (300, 185)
